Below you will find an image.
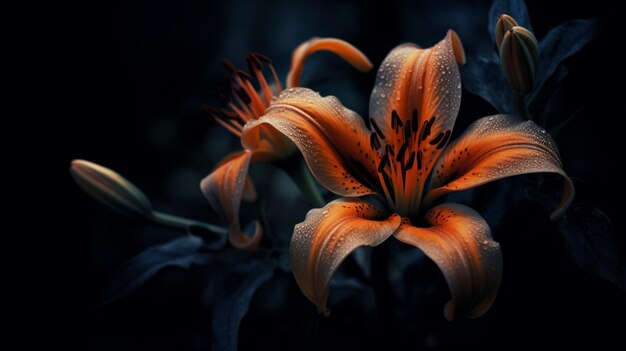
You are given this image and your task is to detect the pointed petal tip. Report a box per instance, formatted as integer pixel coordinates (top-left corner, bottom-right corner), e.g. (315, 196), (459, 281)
(549, 176), (575, 221)
(70, 158), (85, 169)
(448, 30), (466, 65)
(228, 220), (263, 251)
(444, 301), (455, 321)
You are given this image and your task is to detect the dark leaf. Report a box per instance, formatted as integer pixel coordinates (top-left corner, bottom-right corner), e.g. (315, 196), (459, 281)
(529, 65), (568, 125)
(461, 57), (515, 114)
(203, 250), (277, 351)
(548, 105), (583, 140)
(536, 19), (599, 100)
(328, 275), (374, 312)
(104, 236), (214, 303)
(527, 179), (626, 290)
(488, 0), (533, 47)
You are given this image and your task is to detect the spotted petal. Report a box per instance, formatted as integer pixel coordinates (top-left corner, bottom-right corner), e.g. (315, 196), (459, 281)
(394, 203), (502, 321)
(369, 30), (464, 159)
(291, 198), (402, 315)
(425, 114), (574, 220)
(243, 88), (379, 197)
(201, 150), (262, 251)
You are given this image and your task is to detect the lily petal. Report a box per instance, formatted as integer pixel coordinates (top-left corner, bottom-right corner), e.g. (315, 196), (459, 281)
(201, 150), (262, 251)
(291, 198), (402, 315)
(242, 88), (379, 197)
(213, 151), (257, 202)
(369, 31), (464, 159)
(287, 37), (373, 88)
(239, 123), (296, 161)
(425, 114), (574, 220)
(394, 203), (502, 321)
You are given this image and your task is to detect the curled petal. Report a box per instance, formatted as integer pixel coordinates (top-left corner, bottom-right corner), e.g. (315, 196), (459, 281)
(242, 176), (257, 203)
(394, 203), (502, 321)
(291, 198), (402, 315)
(287, 37), (373, 88)
(201, 150), (262, 251)
(425, 115), (574, 220)
(243, 88), (378, 197)
(214, 151), (257, 202)
(240, 123), (296, 161)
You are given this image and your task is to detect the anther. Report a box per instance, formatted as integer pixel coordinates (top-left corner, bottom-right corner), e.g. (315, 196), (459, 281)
(369, 117), (385, 139)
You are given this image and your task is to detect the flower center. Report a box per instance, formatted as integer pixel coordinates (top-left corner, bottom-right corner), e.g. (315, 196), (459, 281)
(369, 109), (451, 217)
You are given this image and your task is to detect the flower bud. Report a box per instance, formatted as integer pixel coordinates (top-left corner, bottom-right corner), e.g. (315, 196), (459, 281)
(495, 14), (519, 51)
(70, 159), (153, 220)
(499, 26), (540, 94)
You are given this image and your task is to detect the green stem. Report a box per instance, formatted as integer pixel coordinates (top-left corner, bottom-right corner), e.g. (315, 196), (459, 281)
(514, 92), (530, 120)
(150, 211), (227, 236)
(276, 156), (325, 208)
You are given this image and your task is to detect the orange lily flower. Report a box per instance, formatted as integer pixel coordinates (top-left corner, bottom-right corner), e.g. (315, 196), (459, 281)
(242, 31), (574, 319)
(201, 38), (373, 251)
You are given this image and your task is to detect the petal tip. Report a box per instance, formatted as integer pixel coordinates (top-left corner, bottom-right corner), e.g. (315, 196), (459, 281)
(228, 220), (263, 251)
(444, 301), (455, 321)
(549, 176), (575, 221)
(448, 30), (466, 65)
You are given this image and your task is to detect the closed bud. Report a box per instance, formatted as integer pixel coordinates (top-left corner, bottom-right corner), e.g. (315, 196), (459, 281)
(70, 159), (153, 220)
(499, 26), (540, 94)
(495, 14), (519, 51)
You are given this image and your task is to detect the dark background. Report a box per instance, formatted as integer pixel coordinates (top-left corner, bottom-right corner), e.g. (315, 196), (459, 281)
(3, 0), (625, 349)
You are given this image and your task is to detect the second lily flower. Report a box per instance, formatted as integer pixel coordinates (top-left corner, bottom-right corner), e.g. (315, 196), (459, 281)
(201, 38), (373, 251)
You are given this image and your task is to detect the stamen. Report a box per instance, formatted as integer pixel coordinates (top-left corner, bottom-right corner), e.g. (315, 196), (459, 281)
(221, 59), (236, 74)
(236, 69), (252, 81)
(436, 130), (451, 149)
(247, 53), (274, 105)
(391, 110), (403, 130)
(396, 142), (408, 162)
(380, 170), (395, 205)
(205, 104), (242, 136)
(213, 116), (242, 136)
(370, 132), (381, 150)
(404, 124), (411, 142)
(246, 53), (262, 72)
(369, 117), (385, 139)
(386, 144), (395, 156)
(377, 153), (389, 173)
(417, 151), (423, 170)
(234, 87), (251, 104)
(218, 108), (238, 120)
(421, 116), (436, 141)
(429, 131), (445, 145)
(404, 151), (416, 171)
(253, 53), (272, 63)
(253, 53), (283, 92)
